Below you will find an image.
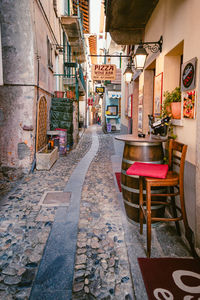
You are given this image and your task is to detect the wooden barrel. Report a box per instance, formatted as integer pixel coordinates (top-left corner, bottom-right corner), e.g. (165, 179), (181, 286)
(121, 140), (166, 223)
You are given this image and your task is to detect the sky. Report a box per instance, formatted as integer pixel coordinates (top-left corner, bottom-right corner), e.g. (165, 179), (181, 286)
(90, 0), (101, 34)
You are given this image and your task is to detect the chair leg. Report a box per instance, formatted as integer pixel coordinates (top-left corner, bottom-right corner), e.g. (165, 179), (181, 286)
(139, 177), (144, 235)
(170, 187), (181, 235)
(146, 182), (152, 258)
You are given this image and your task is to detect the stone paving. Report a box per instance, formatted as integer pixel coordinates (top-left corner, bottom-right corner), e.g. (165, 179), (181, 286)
(0, 130), (92, 299)
(72, 131), (133, 299)
(0, 125), (192, 300)
(0, 126), (134, 299)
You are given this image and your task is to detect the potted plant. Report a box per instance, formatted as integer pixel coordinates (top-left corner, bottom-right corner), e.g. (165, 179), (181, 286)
(163, 87), (181, 119)
(54, 91), (64, 98)
(161, 87), (181, 140)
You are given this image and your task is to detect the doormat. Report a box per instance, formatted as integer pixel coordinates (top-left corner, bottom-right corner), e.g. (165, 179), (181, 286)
(138, 257), (200, 300)
(115, 172), (121, 192)
(38, 191), (71, 207)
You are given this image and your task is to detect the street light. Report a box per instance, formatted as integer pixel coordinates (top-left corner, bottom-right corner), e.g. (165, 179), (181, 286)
(123, 63), (134, 83)
(134, 45), (148, 70)
(123, 56), (135, 83)
(134, 36), (163, 70)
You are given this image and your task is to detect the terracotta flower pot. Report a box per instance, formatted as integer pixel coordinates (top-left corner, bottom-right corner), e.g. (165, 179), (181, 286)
(55, 91), (64, 98)
(166, 104), (171, 115)
(66, 91), (75, 99)
(171, 102), (181, 119)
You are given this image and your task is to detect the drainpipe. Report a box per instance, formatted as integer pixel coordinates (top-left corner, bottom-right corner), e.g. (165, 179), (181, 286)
(63, 32), (66, 76)
(67, 0), (70, 16)
(75, 64), (79, 129)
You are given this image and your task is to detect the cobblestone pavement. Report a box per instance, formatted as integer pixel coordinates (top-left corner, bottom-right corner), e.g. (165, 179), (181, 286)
(72, 130), (133, 300)
(0, 129), (92, 299)
(0, 127), (134, 299)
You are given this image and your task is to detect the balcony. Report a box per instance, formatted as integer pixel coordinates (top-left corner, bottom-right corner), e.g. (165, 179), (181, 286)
(63, 62), (86, 96)
(105, 0), (159, 45)
(61, 7), (86, 63)
(63, 62), (77, 87)
(78, 65), (86, 96)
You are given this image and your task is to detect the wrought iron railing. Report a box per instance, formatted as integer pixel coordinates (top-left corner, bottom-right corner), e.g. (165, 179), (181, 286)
(78, 65), (86, 91)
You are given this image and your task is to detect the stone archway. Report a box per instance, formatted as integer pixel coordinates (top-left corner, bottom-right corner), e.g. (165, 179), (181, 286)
(36, 96), (47, 152)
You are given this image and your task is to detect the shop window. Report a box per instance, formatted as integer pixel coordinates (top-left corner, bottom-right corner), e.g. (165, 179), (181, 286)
(47, 37), (53, 69)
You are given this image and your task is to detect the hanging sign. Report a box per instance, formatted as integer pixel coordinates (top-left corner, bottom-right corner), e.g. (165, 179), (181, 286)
(88, 98), (93, 106)
(95, 86), (105, 94)
(181, 57), (197, 91)
(91, 64), (116, 81)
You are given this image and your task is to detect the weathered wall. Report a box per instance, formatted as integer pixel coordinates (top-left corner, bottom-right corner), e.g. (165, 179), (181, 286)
(0, 0), (63, 172)
(0, 0), (35, 171)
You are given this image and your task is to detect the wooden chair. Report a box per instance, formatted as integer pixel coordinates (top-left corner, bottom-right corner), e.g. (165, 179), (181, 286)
(128, 139), (196, 257)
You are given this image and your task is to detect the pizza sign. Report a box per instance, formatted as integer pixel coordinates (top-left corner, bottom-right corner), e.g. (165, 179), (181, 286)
(92, 64), (116, 81)
(181, 58), (197, 91)
(182, 63), (194, 88)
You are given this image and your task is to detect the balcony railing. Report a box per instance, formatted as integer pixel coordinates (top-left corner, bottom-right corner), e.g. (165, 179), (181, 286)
(61, 5), (86, 63)
(78, 65), (86, 92)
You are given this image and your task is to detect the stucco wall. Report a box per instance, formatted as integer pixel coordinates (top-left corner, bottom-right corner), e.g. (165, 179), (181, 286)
(0, 0), (35, 171)
(144, 0), (199, 165)
(0, 0), (62, 171)
(143, 0), (200, 252)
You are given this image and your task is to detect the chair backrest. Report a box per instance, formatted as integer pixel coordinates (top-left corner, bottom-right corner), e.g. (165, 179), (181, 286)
(168, 139), (188, 182)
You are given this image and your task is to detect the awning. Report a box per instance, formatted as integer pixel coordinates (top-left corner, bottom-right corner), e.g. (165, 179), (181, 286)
(108, 91), (121, 99)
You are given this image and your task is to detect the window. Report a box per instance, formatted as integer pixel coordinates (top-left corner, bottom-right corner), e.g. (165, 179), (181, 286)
(107, 105), (118, 116)
(47, 37), (53, 69)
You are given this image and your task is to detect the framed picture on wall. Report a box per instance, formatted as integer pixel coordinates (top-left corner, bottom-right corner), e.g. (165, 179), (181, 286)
(139, 86), (144, 105)
(138, 105), (143, 132)
(153, 72), (163, 117)
(181, 57), (197, 92)
(183, 90), (196, 119)
(127, 94), (133, 118)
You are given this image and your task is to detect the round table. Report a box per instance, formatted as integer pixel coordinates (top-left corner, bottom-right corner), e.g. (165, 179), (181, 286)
(115, 134), (167, 223)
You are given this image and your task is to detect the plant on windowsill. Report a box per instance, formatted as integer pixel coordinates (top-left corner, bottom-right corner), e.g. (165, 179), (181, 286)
(163, 87), (181, 119)
(161, 87), (181, 140)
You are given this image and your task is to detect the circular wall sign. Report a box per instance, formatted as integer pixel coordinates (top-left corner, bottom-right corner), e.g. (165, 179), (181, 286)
(182, 63), (194, 89)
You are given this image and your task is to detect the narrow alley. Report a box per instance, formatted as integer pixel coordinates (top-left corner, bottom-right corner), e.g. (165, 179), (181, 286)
(0, 126), (192, 300)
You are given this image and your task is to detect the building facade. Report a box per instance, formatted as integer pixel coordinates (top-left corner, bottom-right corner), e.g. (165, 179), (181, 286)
(0, 0), (87, 173)
(106, 0), (200, 255)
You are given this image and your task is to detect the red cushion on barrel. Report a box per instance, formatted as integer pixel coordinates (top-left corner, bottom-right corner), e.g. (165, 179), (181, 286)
(126, 162), (169, 179)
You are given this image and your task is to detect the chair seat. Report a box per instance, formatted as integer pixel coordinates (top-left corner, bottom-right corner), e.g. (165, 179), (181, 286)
(126, 162), (169, 179)
(145, 170), (179, 186)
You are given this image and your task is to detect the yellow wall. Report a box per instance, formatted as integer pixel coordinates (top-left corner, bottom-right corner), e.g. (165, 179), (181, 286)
(144, 0), (200, 165)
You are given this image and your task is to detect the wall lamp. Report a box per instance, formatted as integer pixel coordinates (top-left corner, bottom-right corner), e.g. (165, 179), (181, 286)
(134, 36), (163, 70)
(123, 58), (135, 83)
